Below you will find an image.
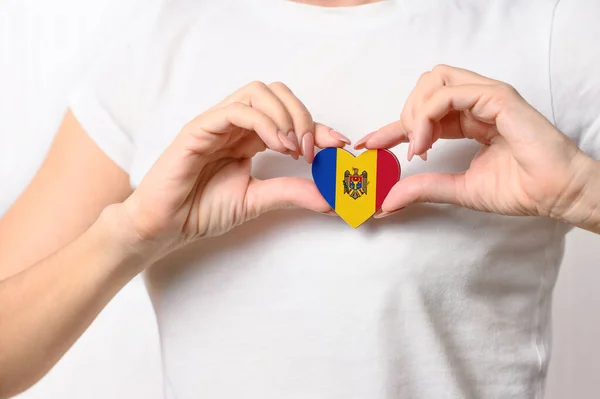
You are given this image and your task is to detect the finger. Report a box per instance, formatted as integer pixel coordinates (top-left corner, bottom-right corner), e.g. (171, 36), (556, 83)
(405, 65), (499, 141)
(356, 121), (410, 150)
(226, 133), (267, 159)
(267, 82), (350, 163)
(422, 83), (557, 150)
(412, 84), (511, 156)
(354, 130), (378, 150)
(420, 65), (498, 92)
(267, 82), (311, 160)
(402, 70), (431, 134)
(223, 81), (298, 151)
(355, 123), (429, 162)
(246, 177), (334, 216)
(188, 102), (288, 154)
(313, 123), (350, 148)
(405, 65), (495, 134)
(381, 172), (466, 212)
(354, 120), (427, 161)
(355, 65), (491, 155)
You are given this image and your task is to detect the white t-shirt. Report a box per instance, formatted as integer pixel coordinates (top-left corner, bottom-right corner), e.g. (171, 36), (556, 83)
(69, 0), (600, 398)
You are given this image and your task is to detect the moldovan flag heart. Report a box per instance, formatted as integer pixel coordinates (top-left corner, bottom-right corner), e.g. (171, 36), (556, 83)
(312, 148), (400, 228)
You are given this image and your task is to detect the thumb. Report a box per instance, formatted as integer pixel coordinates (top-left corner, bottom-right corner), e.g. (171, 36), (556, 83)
(246, 177), (334, 216)
(380, 172), (465, 212)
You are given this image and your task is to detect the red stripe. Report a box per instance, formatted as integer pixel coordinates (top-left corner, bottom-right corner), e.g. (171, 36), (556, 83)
(375, 150), (401, 210)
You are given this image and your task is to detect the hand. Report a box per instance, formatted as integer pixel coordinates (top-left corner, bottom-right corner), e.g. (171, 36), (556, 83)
(356, 65), (599, 226)
(116, 81), (349, 257)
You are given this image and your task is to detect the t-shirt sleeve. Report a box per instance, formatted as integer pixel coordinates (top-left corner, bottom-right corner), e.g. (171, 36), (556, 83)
(550, 0), (600, 161)
(68, 1), (164, 174)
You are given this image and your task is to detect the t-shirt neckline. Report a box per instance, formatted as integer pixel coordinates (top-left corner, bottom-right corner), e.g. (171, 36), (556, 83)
(241, 0), (406, 35)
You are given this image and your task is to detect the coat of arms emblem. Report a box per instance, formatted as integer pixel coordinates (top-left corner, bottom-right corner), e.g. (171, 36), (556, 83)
(343, 167), (368, 200)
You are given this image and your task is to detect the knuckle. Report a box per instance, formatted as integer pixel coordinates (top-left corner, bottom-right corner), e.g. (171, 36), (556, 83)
(400, 105), (412, 122)
(181, 120), (199, 135)
(226, 101), (245, 111)
(272, 111), (294, 131)
(223, 102), (249, 119)
(246, 80), (268, 92)
(432, 63), (451, 75)
(417, 71), (432, 84)
(496, 82), (519, 98)
(267, 81), (289, 91)
(493, 83), (522, 107)
(431, 64), (453, 85)
(272, 106), (293, 125)
(294, 108), (313, 123)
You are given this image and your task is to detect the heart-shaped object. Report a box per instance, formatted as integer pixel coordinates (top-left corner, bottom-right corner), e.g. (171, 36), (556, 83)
(312, 148), (401, 228)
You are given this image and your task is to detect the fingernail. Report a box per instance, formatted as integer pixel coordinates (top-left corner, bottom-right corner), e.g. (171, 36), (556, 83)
(278, 131), (297, 152)
(407, 139), (415, 162)
(286, 131), (299, 151)
(374, 208), (404, 219)
(329, 130), (351, 145)
(355, 130), (377, 149)
(374, 211), (394, 219)
(302, 132), (315, 163)
(419, 151), (428, 161)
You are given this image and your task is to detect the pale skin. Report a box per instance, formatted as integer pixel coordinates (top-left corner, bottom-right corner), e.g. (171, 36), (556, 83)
(359, 65), (600, 230)
(1, 3), (599, 398)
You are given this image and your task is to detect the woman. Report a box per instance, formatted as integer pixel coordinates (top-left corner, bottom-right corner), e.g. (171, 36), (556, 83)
(1, 0), (599, 398)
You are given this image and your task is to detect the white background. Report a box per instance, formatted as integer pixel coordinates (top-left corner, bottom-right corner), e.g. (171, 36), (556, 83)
(1, 1), (598, 398)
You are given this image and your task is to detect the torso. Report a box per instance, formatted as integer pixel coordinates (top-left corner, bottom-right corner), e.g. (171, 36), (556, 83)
(118, 1), (566, 397)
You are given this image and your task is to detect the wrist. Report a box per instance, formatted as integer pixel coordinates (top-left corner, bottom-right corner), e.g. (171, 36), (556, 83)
(581, 160), (600, 233)
(557, 155), (600, 234)
(94, 204), (161, 274)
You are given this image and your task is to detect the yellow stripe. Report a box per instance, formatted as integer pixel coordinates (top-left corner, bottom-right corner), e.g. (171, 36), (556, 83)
(335, 149), (377, 228)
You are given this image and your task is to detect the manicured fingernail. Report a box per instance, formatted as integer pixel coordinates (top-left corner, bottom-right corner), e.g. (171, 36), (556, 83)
(374, 208), (404, 219)
(374, 211), (395, 219)
(278, 131), (297, 152)
(355, 130), (377, 149)
(419, 151), (428, 161)
(302, 132), (315, 163)
(287, 131), (299, 151)
(329, 130), (351, 145)
(407, 139), (415, 161)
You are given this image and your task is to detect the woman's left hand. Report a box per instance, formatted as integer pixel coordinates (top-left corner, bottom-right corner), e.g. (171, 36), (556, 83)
(355, 65), (600, 228)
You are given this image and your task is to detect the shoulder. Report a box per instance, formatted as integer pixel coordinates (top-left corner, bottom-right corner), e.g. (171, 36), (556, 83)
(68, 0), (223, 172)
(90, 0), (227, 67)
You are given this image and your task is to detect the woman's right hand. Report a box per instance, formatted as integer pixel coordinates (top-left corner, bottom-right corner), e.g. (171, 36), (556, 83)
(6, 81), (352, 396)
(114, 81), (349, 259)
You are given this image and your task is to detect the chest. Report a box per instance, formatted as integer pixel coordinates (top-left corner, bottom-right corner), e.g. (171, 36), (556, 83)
(129, 1), (555, 186)
(141, 2), (564, 341)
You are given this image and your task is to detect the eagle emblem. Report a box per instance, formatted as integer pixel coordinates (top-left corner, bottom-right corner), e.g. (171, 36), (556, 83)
(343, 167), (369, 200)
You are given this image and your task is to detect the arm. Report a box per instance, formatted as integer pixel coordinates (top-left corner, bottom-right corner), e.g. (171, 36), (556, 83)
(0, 82), (345, 397)
(0, 111), (138, 397)
(548, 0), (600, 234)
(0, 204), (145, 398)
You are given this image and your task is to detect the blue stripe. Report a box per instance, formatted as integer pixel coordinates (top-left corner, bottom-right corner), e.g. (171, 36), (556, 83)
(312, 148), (337, 210)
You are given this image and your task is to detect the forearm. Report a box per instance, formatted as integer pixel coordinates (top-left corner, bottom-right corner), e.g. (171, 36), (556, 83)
(0, 204), (148, 398)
